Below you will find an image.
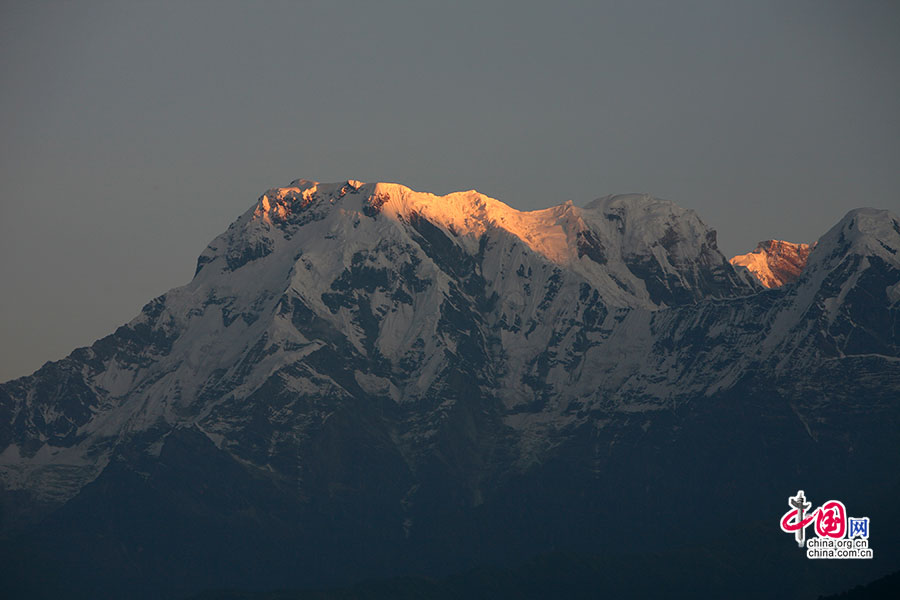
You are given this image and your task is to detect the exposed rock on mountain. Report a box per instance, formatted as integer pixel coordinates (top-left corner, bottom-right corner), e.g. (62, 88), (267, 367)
(730, 239), (813, 288)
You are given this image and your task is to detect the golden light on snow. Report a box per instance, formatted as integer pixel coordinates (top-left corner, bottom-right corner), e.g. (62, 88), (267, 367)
(253, 179), (588, 266)
(729, 240), (813, 288)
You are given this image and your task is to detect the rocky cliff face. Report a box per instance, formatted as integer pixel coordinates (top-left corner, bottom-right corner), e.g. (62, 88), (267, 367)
(2, 181), (898, 599)
(730, 239), (814, 288)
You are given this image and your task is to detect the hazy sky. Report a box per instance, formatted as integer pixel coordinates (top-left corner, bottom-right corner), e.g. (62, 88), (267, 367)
(1, 0), (899, 381)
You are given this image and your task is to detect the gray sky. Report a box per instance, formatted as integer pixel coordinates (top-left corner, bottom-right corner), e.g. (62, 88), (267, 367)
(1, 0), (899, 381)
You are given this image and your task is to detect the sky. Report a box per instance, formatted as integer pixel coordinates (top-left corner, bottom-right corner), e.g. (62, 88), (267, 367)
(1, 0), (899, 381)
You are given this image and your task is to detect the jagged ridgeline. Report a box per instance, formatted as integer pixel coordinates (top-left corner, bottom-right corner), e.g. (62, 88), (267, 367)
(2, 180), (899, 599)
(730, 239), (815, 288)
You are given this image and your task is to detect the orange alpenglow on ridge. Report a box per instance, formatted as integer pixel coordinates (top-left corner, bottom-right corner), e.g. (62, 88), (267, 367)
(730, 240), (814, 288)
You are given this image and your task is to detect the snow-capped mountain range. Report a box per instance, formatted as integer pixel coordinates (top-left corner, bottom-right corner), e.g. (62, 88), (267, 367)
(2, 180), (899, 598)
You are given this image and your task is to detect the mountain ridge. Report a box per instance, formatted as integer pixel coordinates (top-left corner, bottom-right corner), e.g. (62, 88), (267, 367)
(2, 181), (898, 507)
(2, 180), (899, 599)
(730, 239), (813, 288)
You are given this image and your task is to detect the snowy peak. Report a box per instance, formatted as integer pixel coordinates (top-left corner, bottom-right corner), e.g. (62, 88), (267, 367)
(232, 181), (755, 306)
(370, 183), (584, 265)
(253, 179), (366, 223)
(238, 179), (587, 268)
(807, 207), (900, 271)
(729, 240), (813, 288)
(582, 193), (723, 265)
(728, 208), (899, 290)
(580, 192), (757, 303)
(247, 182), (732, 269)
